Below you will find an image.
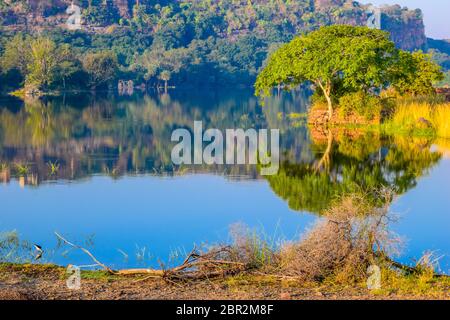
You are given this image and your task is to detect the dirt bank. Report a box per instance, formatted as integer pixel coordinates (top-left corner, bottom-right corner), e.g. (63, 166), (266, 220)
(0, 264), (449, 300)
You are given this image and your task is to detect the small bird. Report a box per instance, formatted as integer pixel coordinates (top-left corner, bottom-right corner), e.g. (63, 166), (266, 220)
(34, 244), (44, 261)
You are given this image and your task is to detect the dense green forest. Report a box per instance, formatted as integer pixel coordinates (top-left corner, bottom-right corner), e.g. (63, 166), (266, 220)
(0, 0), (449, 93)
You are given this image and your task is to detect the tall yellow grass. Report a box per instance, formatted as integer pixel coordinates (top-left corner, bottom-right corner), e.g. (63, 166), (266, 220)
(435, 138), (450, 158)
(434, 106), (450, 138)
(389, 102), (450, 138)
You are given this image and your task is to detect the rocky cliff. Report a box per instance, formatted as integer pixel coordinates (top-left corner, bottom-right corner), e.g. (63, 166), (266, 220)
(0, 0), (429, 51)
(380, 5), (427, 51)
(312, 1), (427, 50)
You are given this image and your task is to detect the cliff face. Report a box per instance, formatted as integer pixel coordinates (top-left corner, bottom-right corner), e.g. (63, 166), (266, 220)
(380, 5), (427, 51)
(314, 2), (427, 50)
(0, 0), (429, 51)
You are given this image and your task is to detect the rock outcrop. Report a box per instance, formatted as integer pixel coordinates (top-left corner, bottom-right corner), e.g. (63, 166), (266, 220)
(380, 5), (427, 51)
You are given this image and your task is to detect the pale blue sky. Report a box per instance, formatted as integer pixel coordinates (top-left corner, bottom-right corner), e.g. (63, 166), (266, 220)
(367, 0), (449, 39)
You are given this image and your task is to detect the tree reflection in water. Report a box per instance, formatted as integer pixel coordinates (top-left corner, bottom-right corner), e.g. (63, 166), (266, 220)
(266, 127), (442, 214)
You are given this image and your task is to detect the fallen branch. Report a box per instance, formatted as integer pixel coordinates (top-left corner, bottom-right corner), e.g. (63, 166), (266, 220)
(116, 269), (165, 276)
(55, 232), (249, 280)
(55, 232), (115, 274)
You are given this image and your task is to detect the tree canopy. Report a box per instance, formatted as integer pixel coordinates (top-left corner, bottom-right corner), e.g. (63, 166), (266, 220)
(83, 51), (119, 89)
(392, 51), (444, 96)
(1, 34), (78, 92)
(255, 25), (444, 119)
(255, 25), (399, 118)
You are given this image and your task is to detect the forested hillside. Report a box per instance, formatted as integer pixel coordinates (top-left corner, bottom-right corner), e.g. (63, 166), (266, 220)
(0, 0), (448, 91)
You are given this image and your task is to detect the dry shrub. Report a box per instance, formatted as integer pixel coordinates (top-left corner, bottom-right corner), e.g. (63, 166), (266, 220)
(279, 190), (400, 283)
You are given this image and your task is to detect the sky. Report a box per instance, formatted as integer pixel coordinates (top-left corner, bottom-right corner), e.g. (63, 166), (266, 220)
(367, 0), (449, 39)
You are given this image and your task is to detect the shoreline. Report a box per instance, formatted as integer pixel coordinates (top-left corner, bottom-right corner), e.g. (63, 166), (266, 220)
(2, 193), (450, 301)
(1, 263), (449, 300)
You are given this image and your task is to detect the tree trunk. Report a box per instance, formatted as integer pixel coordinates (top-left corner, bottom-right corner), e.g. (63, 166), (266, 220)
(324, 93), (333, 120)
(164, 80), (168, 94)
(317, 80), (333, 121)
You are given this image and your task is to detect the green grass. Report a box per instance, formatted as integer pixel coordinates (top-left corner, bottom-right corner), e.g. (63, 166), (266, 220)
(373, 268), (450, 298)
(0, 263), (61, 275)
(78, 270), (121, 281)
(14, 163), (30, 176)
(47, 161), (60, 176)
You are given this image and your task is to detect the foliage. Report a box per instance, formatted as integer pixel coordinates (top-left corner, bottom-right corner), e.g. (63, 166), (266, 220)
(256, 26), (444, 122)
(1, 35), (83, 91)
(255, 26), (398, 118)
(0, 2), (443, 92)
(82, 1), (119, 27)
(26, 37), (63, 90)
(266, 131), (441, 214)
(338, 92), (383, 120)
(0, 33), (31, 76)
(82, 51), (118, 89)
(436, 71), (450, 87)
(0, 1), (426, 91)
(136, 45), (190, 85)
(392, 51), (444, 96)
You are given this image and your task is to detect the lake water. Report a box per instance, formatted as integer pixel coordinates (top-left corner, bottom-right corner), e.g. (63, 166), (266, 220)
(0, 89), (449, 272)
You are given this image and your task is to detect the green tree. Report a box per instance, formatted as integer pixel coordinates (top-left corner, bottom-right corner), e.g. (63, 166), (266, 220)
(255, 26), (398, 119)
(392, 51), (444, 96)
(137, 51), (158, 83)
(25, 37), (65, 91)
(1, 33), (32, 78)
(131, 4), (152, 31)
(137, 45), (190, 87)
(82, 51), (118, 89)
(1, 35), (77, 92)
(158, 70), (171, 92)
(54, 45), (82, 89)
(436, 71), (450, 87)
